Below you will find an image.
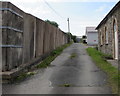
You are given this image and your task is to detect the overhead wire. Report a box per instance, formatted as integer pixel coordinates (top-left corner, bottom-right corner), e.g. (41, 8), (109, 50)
(42, 0), (66, 19)
(42, 0), (69, 33)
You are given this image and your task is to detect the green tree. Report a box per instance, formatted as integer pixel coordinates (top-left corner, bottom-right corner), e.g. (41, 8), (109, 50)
(45, 20), (59, 28)
(71, 35), (77, 43)
(82, 35), (87, 39)
(67, 32), (77, 43)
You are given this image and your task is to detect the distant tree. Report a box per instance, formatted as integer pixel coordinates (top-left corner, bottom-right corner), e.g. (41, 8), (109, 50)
(82, 35), (87, 39)
(72, 35), (77, 43)
(45, 20), (59, 28)
(67, 32), (77, 43)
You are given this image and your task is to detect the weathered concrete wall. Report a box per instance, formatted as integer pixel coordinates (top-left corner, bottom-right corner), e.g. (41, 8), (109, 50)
(97, 5), (120, 60)
(0, 2), (69, 72)
(0, 2), (24, 71)
(36, 18), (45, 57)
(0, 2), (2, 72)
(23, 13), (35, 64)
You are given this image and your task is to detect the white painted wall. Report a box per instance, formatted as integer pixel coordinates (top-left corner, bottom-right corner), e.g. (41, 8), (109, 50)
(87, 32), (98, 45)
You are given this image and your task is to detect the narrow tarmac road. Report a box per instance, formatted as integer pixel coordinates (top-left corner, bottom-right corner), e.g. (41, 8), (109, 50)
(3, 43), (112, 94)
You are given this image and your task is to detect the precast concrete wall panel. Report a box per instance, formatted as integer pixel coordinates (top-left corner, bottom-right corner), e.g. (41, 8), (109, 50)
(1, 29), (7, 71)
(23, 13), (35, 63)
(36, 18), (45, 57)
(53, 27), (56, 50)
(56, 29), (58, 48)
(1, 1), (69, 72)
(57, 29), (60, 47)
(54, 28), (57, 49)
(0, 2), (2, 71)
(62, 33), (64, 45)
(48, 24), (52, 52)
(2, 2), (24, 30)
(60, 31), (62, 46)
(43, 22), (50, 54)
(1, 2), (23, 71)
(58, 30), (60, 46)
(50, 25), (55, 51)
(58, 30), (61, 46)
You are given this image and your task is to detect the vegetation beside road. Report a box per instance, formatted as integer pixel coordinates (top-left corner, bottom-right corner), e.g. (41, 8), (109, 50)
(86, 47), (119, 94)
(15, 42), (73, 82)
(36, 42), (73, 68)
(15, 72), (36, 82)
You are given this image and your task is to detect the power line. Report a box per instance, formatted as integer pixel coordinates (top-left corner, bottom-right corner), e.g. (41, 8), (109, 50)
(43, 0), (64, 19)
(42, 0), (69, 33)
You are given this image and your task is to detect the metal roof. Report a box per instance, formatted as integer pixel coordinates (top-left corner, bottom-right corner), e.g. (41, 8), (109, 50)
(86, 27), (97, 32)
(86, 27), (97, 35)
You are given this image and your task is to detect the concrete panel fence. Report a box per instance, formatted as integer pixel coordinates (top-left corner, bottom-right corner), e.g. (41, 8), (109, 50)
(0, 2), (69, 72)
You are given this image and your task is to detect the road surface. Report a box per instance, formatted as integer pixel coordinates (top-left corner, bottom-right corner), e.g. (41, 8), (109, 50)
(2, 43), (112, 94)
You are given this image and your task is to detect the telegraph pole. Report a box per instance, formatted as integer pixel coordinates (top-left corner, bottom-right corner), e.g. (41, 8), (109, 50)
(67, 18), (71, 42)
(67, 18), (70, 33)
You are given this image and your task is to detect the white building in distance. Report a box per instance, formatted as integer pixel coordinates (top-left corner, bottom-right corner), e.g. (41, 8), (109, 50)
(86, 27), (98, 45)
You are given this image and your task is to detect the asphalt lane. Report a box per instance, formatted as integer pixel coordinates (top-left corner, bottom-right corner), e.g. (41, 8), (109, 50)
(2, 43), (112, 94)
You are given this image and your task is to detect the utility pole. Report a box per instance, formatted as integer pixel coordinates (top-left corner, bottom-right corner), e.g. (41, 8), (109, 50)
(67, 18), (70, 33)
(67, 18), (71, 42)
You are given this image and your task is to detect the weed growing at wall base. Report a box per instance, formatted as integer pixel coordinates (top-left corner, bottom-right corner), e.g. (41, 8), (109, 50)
(12, 42), (72, 83)
(86, 47), (119, 94)
(15, 72), (36, 82)
(36, 42), (73, 68)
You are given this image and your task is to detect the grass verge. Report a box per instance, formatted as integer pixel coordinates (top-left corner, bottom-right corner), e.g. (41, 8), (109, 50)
(86, 47), (119, 94)
(36, 42), (73, 68)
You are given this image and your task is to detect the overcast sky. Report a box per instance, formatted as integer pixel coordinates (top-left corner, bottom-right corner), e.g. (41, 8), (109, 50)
(1, 0), (119, 36)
